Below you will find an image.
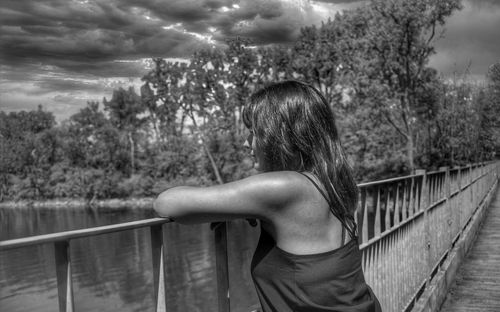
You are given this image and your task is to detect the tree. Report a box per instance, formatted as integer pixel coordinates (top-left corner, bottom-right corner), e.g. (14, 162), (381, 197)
(0, 106), (56, 199)
(181, 47), (233, 184)
(292, 22), (343, 106)
(328, 0), (462, 171)
(256, 44), (293, 84)
(141, 59), (187, 147)
(103, 87), (145, 174)
(482, 61), (500, 158)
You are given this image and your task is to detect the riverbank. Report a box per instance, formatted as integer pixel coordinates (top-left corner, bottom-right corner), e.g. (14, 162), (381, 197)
(0, 197), (154, 210)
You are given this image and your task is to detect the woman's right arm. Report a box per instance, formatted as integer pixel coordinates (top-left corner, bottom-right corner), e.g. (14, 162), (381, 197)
(153, 171), (302, 224)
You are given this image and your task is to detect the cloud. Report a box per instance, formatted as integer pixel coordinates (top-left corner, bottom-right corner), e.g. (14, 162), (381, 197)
(0, 74), (144, 121)
(0, 0), (351, 67)
(1, 0), (499, 121)
(312, 0), (361, 3)
(0, 60), (144, 121)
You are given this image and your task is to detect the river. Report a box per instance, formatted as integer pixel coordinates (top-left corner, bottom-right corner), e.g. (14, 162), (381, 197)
(0, 207), (261, 312)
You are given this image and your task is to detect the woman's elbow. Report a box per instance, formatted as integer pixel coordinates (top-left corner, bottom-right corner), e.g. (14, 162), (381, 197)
(153, 190), (178, 218)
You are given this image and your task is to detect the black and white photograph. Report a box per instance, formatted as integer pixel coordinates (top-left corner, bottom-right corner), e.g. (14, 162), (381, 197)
(1, 0), (499, 311)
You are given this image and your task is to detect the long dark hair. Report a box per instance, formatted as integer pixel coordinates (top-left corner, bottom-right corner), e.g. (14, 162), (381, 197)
(242, 80), (358, 238)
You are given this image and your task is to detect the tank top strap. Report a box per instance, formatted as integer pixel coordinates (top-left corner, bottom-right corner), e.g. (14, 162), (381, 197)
(298, 172), (331, 205)
(298, 171), (347, 246)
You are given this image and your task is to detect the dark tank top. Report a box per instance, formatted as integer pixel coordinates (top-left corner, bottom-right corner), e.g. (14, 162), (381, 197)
(250, 173), (382, 312)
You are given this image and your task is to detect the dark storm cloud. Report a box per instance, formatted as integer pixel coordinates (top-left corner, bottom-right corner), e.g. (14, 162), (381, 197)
(311, 0), (361, 3)
(0, 0), (334, 74)
(0, 1), (267, 65)
(0, 0), (335, 121)
(125, 0), (309, 44)
(0, 0), (216, 68)
(126, 0), (229, 23)
(1, 0), (499, 121)
(2, 0), (497, 79)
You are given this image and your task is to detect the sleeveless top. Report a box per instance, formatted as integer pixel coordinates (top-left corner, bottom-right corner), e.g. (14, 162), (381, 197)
(250, 173), (382, 312)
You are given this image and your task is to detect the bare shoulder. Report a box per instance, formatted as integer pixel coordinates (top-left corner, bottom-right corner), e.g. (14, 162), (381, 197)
(234, 170), (306, 204)
(153, 171), (307, 223)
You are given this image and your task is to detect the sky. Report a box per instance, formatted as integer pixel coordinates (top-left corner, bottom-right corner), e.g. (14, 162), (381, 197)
(1, 0), (499, 122)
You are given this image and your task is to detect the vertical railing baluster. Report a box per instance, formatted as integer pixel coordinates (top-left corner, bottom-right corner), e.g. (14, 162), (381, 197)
(54, 240), (74, 312)
(374, 186), (381, 238)
(375, 242), (381, 304)
(409, 176), (415, 216)
(438, 172), (443, 201)
(456, 168), (462, 233)
(356, 188), (365, 242)
(398, 228), (403, 310)
(151, 225), (166, 312)
(401, 180), (408, 221)
(431, 174), (436, 205)
(403, 226), (409, 304)
(214, 222), (230, 312)
(417, 169), (432, 288)
(362, 189), (369, 243)
(367, 246), (373, 293)
(385, 184), (391, 232)
(394, 183), (400, 226)
(443, 167), (452, 249)
(467, 164), (474, 220)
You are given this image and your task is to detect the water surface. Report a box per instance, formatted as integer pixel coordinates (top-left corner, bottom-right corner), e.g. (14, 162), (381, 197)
(0, 207), (260, 312)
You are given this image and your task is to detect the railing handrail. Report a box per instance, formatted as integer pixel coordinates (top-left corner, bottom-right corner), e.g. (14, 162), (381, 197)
(357, 173), (423, 188)
(357, 161), (492, 188)
(0, 217), (171, 251)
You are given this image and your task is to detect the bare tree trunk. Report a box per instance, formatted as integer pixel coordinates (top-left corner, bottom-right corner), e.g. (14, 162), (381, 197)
(151, 115), (164, 152)
(128, 132), (135, 174)
(202, 143), (224, 184)
(189, 114), (224, 184)
(179, 113), (186, 136)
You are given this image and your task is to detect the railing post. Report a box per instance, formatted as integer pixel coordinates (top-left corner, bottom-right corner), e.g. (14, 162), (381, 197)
(416, 169), (431, 285)
(214, 222), (230, 312)
(384, 184), (391, 232)
(409, 176), (416, 216)
(361, 189), (369, 243)
(151, 224), (166, 312)
(469, 164), (474, 217)
(393, 183), (400, 226)
(440, 166), (453, 248)
(54, 240), (74, 312)
(416, 170), (427, 212)
(456, 167), (462, 238)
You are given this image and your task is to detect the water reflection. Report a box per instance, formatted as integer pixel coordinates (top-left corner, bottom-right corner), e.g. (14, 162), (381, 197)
(0, 208), (260, 312)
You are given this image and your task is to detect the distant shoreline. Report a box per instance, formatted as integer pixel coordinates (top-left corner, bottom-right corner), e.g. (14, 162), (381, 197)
(0, 197), (154, 210)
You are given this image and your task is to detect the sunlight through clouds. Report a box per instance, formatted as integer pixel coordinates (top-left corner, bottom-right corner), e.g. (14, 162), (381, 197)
(1, 0), (499, 121)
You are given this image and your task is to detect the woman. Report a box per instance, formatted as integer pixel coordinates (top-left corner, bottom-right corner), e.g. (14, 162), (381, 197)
(154, 81), (381, 311)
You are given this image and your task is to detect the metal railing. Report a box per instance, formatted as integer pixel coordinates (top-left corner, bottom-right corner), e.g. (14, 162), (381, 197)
(357, 161), (500, 312)
(1, 161), (499, 312)
(0, 218), (171, 312)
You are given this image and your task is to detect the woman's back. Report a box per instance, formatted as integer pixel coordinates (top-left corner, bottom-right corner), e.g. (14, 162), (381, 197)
(259, 171), (347, 256)
(251, 172), (381, 312)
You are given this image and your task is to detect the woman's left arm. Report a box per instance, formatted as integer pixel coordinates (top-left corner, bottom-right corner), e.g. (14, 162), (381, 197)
(153, 171), (301, 224)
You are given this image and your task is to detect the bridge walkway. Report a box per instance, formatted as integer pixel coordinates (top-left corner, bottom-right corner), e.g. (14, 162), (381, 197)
(439, 189), (500, 312)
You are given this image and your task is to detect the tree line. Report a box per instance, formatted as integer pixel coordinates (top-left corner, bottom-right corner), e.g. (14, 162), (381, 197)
(1, 0), (499, 202)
